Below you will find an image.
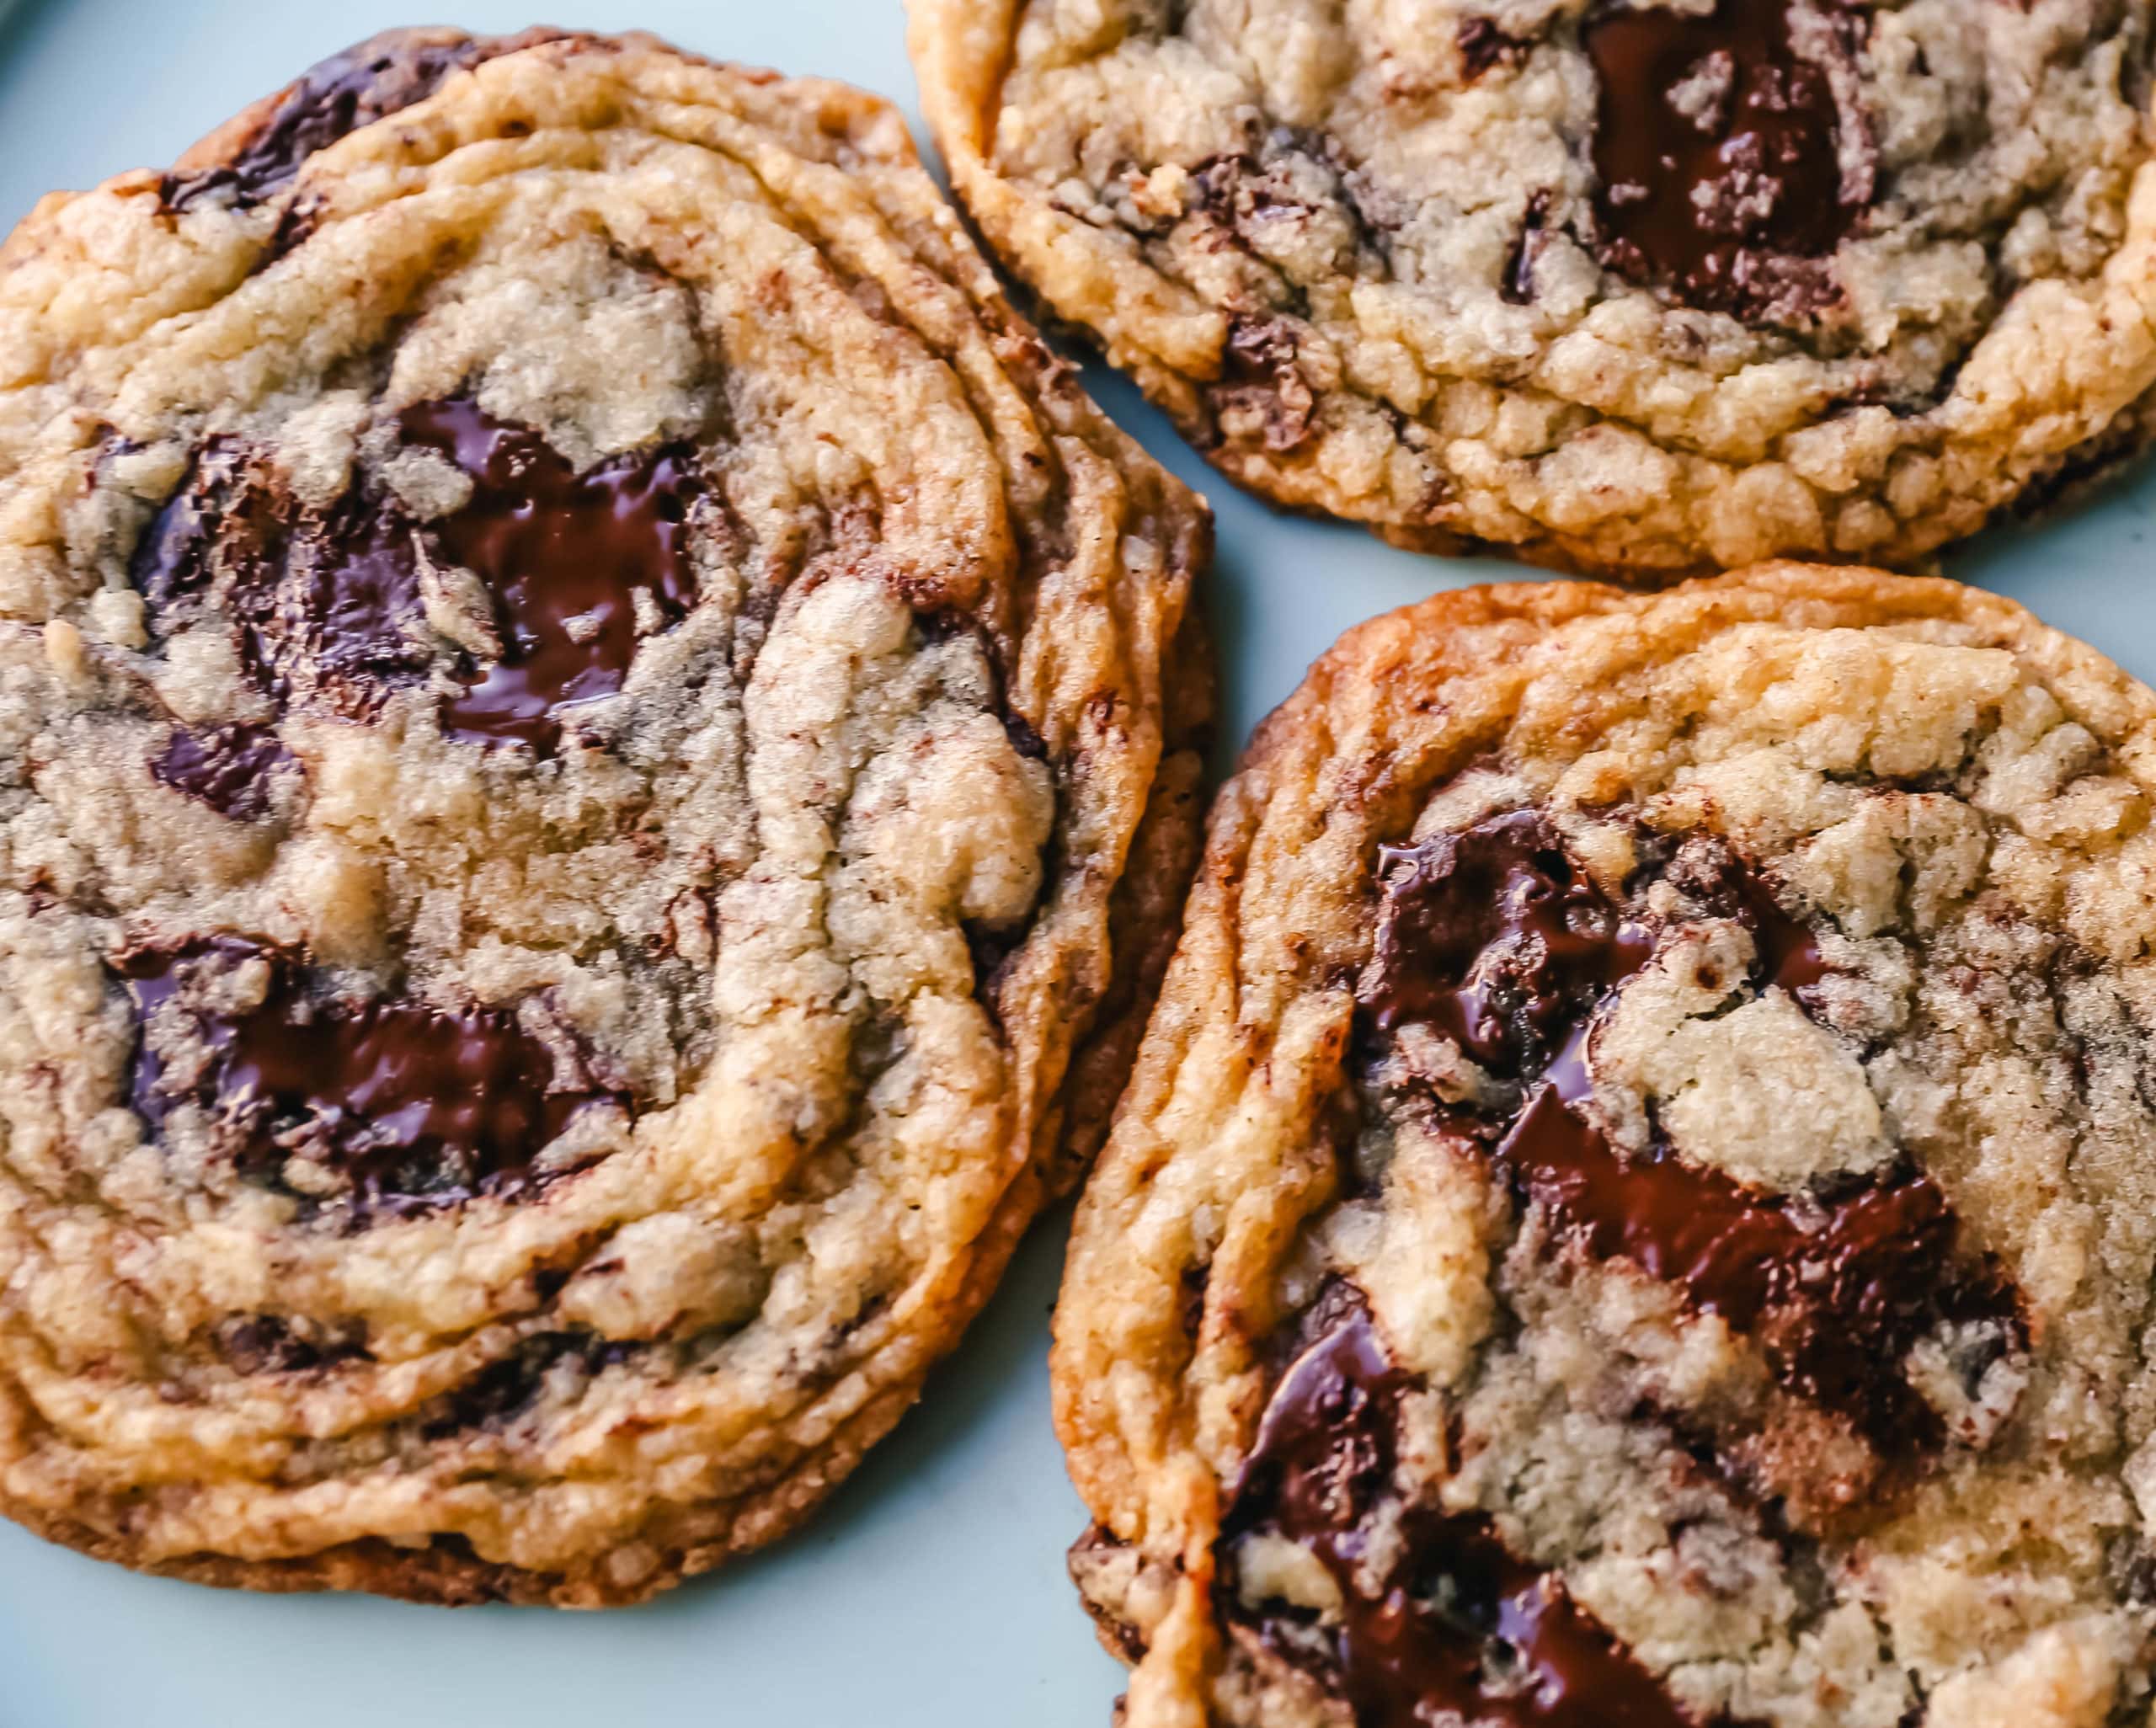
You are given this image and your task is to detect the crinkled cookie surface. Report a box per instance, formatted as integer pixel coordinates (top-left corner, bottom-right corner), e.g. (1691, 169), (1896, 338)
(1054, 566), (2156, 1725)
(911, 0), (2156, 579)
(0, 27), (1209, 1604)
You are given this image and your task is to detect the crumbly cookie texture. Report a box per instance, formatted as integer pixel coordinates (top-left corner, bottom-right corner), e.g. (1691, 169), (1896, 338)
(1054, 565), (2156, 1726)
(0, 28), (1209, 1604)
(911, 0), (2156, 579)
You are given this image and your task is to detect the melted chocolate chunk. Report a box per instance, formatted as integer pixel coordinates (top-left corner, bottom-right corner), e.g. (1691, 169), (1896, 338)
(1729, 867), (1828, 994)
(131, 447), (226, 611)
(296, 501), (431, 706)
(2011, 412), (2150, 522)
(1215, 316), (1319, 454)
(1004, 712), (1050, 762)
(118, 939), (625, 1208)
(1659, 832), (1829, 995)
(1068, 1524), (1152, 1663)
(1458, 16), (1531, 81)
(914, 606), (1050, 767)
(913, 604), (1052, 1001)
(131, 441), (424, 714)
(1363, 810), (2023, 1459)
(1220, 1286), (1734, 1728)
(421, 1329), (629, 1437)
(1364, 811), (1653, 1075)
(1501, 191), (1554, 306)
(115, 934), (260, 1127)
(151, 722), (296, 821)
(132, 404), (702, 749)
(1497, 1056), (2021, 1451)
(216, 1313), (370, 1375)
(398, 398), (702, 751)
(962, 920), (1027, 1002)
(160, 32), (524, 212)
(1585, 0), (1872, 323)
(130, 440), (280, 619)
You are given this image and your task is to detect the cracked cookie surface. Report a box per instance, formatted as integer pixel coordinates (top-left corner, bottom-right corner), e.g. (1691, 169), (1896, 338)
(0, 27), (1209, 1604)
(1054, 566), (2156, 1725)
(910, 0), (2156, 578)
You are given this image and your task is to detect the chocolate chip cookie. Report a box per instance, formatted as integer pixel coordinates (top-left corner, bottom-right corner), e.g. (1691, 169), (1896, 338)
(0, 29), (1210, 1603)
(1055, 566), (2156, 1725)
(911, 0), (2156, 579)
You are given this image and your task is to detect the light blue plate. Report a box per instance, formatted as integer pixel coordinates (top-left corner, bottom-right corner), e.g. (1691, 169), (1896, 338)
(1, 5), (2151, 1725)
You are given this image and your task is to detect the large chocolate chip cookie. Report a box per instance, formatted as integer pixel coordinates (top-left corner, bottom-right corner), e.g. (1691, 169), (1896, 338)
(0, 28), (1209, 1604)
(912, 0), (2156, 579)
(1057, 567), (2156, 1725)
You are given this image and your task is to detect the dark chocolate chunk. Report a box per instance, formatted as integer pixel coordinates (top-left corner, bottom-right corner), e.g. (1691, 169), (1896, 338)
(160, 31), (545, 212)
(2123, 1549), (2156, 1608)
(131, 440), (422, 714)
(1360, 809), (2024, 1461)
(1658, 832), (1830, 995)
(1729, 868), (1828, 995)
(1585, 0), (1873, 323)
(1068, 1520), (1152, 1667)
(130, 440), (288, 635)
(421, 1330), (629, 1437)
(1193, 148), (1348, 249)
(216, 1312), (370, 1375)
(962, 919), (1027, 1002)
(1364, 814), (1820, 1071)
(1219, 1285), (1738, 1728)
(2009, 408), (2150, 523)
(913, 603), (1052, 1003)
(1501, 190), (1554, 306)
(913, 607), (1047, 766)
(1215, 316), (1319, 454)
(131, 442), (238, 613)
(115, 932), (260, 1128)
(1495, 1058), (2023, 1452)
(117, 938), (626, 1208)
(1363, 810), (1654, 1075)
(1458, 16), (1530, 81)
(293, 500), (431, 710)
(151, 722), (296, 821)
(131, 403), (702, 748)
(1004, 712), (1050, 762)
(398, 398), (702, 752)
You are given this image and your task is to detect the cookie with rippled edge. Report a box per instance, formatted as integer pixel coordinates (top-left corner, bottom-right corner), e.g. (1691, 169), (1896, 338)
(1053, 565), (2156, 1726)
(911, 0), (2156, 581)
(0, 28), (1210, 1605)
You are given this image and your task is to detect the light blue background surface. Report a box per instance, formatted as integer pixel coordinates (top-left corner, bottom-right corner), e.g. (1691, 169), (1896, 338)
(0, 3), (2151, 1725)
